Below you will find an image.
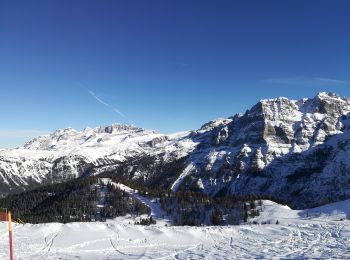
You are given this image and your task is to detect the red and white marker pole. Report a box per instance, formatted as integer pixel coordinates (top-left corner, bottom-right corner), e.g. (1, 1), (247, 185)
(7, 210), (13, 260)
(1, 208), (14, 260)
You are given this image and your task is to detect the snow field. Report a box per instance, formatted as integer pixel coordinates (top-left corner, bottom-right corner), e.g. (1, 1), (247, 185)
(0, 199), (349, 259)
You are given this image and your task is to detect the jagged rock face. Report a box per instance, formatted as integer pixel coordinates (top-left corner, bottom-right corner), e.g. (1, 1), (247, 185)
(1, 92), (350, 209)
(176, 93), (350, 208)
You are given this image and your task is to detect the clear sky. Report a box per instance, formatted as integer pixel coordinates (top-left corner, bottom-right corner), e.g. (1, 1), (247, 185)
(0, 0), (349, 147)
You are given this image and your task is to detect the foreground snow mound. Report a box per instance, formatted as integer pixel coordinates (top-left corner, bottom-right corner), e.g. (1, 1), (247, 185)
(1, 200), (350, 259)
(307, 199), (350, 220)
(251, 199), (350, 225)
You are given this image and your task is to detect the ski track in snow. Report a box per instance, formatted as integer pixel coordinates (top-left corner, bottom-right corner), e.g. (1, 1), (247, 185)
(111, 181), (171, 224)
(1, 200), (350, 259)
(1, 221), (349, 259)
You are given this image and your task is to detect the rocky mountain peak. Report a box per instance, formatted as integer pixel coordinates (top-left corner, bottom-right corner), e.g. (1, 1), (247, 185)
(316, 91), (342, 100)
(199, 118), (233, 132)
(21, 123), (154, 151)
(300, 92), (350, 114)
(93, 124), (144, 134)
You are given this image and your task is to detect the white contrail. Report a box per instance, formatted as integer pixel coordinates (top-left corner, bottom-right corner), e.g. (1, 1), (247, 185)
(88, 90), (126, 118)
(113, 108), (125, 118)
(264, 76), (348, 86)
(314, 77), (348, 84)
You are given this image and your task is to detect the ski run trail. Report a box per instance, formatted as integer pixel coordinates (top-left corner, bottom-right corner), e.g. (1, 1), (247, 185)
(1, 180), (350, 259)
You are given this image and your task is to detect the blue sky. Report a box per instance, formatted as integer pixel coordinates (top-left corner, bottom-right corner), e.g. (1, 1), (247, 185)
(0, 0), (349, 147)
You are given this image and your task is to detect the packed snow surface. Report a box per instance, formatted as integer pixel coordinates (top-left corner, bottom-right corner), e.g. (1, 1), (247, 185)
(1, 200), (349, 259)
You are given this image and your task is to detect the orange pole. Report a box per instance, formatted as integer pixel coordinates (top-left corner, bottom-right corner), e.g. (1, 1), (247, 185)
(7, 211), (13, 260)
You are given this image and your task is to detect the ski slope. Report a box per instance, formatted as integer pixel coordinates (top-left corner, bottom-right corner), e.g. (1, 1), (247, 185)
(0, 200), (349, 259)
(113, 182), (172, 225)
(170, 162), (196, 192)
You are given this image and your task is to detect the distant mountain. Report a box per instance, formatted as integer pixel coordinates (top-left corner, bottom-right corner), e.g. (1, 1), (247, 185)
(0, 123), (196, 196)
(1, 92), (350, 209)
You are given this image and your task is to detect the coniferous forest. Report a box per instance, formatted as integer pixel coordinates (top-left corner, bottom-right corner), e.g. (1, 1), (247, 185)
(0, 176), (149, 224)
(0, 172), (287, 225)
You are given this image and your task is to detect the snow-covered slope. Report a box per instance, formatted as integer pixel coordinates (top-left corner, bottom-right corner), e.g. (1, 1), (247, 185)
(1, 92), (350, 209)
(1, 199), (349, 259)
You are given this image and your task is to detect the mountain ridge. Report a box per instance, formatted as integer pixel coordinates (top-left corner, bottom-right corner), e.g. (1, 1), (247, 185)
(1, 92), (350, 209)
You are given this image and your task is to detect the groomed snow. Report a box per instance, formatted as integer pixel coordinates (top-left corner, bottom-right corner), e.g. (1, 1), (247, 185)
(1, 200), (349, 259)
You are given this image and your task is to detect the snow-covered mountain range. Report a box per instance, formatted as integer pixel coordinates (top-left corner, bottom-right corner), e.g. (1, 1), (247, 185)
(1, 92), (350, 209)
